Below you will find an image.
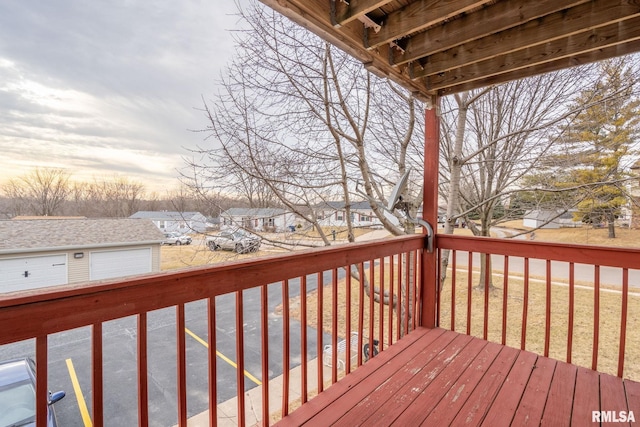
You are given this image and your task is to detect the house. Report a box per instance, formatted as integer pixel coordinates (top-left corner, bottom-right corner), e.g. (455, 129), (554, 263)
(316, 201), (383, 228)
(523, 210), (582, 229)
(220, 208), (296, 232)
(0, 218), (164, 293)
(129, 211), (208, 233)
(522, 209), (561, 229)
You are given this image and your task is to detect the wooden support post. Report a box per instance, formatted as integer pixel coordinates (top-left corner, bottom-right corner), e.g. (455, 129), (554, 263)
(421, 96), (440, 328)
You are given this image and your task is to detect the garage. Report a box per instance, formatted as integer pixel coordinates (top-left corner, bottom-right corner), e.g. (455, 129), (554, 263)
(0, 254), (68, 292)
(0, 218), (164, 292)
(90, 248), (152, 281)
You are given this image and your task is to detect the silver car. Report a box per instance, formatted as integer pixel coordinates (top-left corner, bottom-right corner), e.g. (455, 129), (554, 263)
(162, 232), (192, 246)
(0, 358), (66, 427)
(206, 231), (261, 253)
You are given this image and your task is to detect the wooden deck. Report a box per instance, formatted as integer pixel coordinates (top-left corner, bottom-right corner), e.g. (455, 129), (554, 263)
(276, 327), (640, 426)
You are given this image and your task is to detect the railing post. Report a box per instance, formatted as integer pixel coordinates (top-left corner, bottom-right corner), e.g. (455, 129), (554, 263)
(421, 96), (440, 328)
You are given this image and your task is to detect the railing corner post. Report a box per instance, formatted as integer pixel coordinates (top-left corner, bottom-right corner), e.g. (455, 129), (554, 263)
(421, 98), (440, 329)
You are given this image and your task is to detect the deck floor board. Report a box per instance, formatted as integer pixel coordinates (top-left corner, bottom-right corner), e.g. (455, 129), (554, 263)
(275, 327), (640, 427)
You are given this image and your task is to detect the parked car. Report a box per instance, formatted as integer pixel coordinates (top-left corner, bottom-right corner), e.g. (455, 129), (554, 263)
(0, 358), (66, 427)
(206, 231), (261, 253)
(162, 232), (192, 245)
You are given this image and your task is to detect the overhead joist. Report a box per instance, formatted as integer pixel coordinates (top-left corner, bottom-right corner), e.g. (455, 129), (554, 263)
(364, 0), (488, 50)
(331, 0), (394, 27)
(390, 0), (590, 66)
(427, 18), (640, 94)
(260, 0), (433, 98)
(409, 0), (640, 79)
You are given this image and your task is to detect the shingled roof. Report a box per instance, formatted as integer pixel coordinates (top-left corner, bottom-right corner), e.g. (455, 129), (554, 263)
(0, 218), (164, 253)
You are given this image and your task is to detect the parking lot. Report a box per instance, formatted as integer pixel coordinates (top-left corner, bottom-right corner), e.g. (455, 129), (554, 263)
(0, 275), (331, 426)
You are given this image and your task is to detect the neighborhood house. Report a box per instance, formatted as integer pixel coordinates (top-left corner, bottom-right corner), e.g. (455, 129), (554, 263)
(316, 201), (382, 228)
(220, 208), (296, 232)
(129, 211), (208, 233)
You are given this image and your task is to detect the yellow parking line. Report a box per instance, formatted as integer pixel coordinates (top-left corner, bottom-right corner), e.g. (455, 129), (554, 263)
(65, 358), (93, 427)
(184, 327), (262, 386)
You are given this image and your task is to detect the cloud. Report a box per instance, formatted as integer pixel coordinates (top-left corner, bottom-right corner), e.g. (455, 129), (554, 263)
(0, 0), (244, 193)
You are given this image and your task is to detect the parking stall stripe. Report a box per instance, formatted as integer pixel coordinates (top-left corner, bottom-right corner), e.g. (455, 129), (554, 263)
(184, 327), (262, 386)
(65, 358), (93, 427)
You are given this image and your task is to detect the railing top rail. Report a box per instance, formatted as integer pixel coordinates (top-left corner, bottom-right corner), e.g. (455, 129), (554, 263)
(437, 234), (640, 269)
(0, 234), (424, 345)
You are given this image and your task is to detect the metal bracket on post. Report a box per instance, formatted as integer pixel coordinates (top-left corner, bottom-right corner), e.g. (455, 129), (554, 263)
(356, 167), (433, 253)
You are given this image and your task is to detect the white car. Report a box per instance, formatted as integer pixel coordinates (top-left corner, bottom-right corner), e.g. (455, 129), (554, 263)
(162, 232), (192, 245)
(206, 231), (261, 253)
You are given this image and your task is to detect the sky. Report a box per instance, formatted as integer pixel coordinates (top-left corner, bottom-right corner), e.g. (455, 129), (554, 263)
(0, 0), (248, 193)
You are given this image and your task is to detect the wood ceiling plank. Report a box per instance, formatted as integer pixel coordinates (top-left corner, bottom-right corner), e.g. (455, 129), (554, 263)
(427, 18), (640, 93)
(334, 0), (396, 27)
(364, 0), (487, 49)
(392, 0), (588, 66)
(411, 0), (640, 78)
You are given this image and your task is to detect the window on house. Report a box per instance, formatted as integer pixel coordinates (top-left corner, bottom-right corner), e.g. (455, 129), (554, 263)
(336, 212), (343, 221)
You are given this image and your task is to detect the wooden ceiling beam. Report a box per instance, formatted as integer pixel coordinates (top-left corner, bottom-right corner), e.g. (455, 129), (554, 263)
(425, 16), (640, 92)
(410, 0), (640, 79)
(364, 0), (487, 49)
(333, 0), (395, 27)
(437, 37), (640, 95)
(260, 0), (436, 96)
(392, 0), (589, 66)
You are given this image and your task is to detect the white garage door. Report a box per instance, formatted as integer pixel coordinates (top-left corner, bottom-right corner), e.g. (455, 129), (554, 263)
(90, 248), (152, 281)
(0, 255), (68, 292)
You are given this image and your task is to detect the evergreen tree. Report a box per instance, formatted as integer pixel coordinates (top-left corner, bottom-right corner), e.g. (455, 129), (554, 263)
(563, 59), (639, 237)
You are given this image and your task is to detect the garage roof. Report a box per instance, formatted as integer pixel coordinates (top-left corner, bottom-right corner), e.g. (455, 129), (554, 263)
(259, 0), (640, 99)
(0, 218), (164, 253)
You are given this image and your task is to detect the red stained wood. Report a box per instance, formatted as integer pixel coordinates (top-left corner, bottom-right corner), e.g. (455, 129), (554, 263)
(416, 341), (503, 426)
(450, 346), (520, 426)
(511, 356), (557, 426)
(600, 373), (631, 427)
(571, 367), (601, 426)
(137, 313), (149, 426)
(0, 235), (424, 346)
(330, 333), (456, 425)
(367, 334), (483, 425)
(275, 327), (435, 427)
(93, 322), (104, 427)
(275, 327), (640, 427)
(539, 362), (577, 426)
(625, 380), (640, 423)
(480, 350), (537, 426)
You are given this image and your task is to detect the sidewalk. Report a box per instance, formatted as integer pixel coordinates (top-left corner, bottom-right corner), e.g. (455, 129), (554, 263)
(181, 358), (331, 426)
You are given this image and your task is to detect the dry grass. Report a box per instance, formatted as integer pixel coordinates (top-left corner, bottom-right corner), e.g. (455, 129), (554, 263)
(291, 226), (373, 241)
(160, 239), (268, 271)
(499, 220), (640, 248)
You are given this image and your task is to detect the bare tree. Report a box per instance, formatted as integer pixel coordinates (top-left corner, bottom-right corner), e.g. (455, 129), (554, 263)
(438, 68), (594, 289)
(187, 3), (422, 241)
(185, 1), (424, 331)
(3, 168), (71, 216)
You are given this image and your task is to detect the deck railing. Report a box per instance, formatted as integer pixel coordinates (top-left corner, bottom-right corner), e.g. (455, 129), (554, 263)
(3, 233), (638, 425)
(436, 234), (640, 381)
(0, 235), (423, 426)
